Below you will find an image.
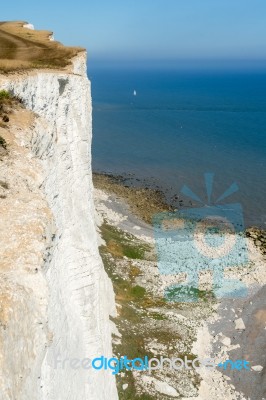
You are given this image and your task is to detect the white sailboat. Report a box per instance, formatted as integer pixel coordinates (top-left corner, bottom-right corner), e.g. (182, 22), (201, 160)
(133, 90), (137, 96)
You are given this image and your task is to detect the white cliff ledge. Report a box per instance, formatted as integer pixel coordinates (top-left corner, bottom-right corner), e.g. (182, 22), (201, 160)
(0, 33), (117, 399)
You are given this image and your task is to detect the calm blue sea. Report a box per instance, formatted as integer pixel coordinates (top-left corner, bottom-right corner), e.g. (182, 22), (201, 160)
(89, 68), (266, 228)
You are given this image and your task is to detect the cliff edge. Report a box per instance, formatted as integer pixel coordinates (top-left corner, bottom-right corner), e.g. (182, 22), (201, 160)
(0, 22), (118, 400)
(0, 21), (83, 72)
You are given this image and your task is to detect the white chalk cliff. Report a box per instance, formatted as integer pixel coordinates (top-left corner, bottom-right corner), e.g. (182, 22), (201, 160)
(0, 52), (118, 399)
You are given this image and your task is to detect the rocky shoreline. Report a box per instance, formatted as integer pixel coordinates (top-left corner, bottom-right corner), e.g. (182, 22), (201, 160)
(246, 227), (266, 257)
(93, 182), (215, 399)
(93, 172), (266, 257)
(93, 172), (174, 225)
(93, 171), (266, 400)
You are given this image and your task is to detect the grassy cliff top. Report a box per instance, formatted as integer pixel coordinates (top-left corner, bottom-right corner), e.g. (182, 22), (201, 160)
(0, 21), (84, 73)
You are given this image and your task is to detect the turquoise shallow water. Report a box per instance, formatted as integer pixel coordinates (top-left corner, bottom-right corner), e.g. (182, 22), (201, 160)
(90, 68), (266, 228)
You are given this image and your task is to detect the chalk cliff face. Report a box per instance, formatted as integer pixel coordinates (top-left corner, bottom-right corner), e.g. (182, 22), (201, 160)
(0, 53), (117, 399)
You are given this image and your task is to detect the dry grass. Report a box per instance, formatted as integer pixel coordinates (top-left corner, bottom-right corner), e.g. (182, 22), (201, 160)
(0, 90), (23, 136)
(0, 21), (84, 72)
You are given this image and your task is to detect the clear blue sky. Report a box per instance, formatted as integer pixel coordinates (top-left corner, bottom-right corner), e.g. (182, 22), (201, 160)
(1, 0), (266, 67)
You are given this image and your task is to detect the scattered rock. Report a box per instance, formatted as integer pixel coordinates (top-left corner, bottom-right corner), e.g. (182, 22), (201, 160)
(251, 365), (263, 372)
(221, 336), (231, 346)
(235, 318), (245, 330)
(153, 379), (179, 397)
(143, 376), (179, 397)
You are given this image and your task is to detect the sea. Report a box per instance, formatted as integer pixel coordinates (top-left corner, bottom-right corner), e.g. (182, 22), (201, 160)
(89, 67), (266, 228)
